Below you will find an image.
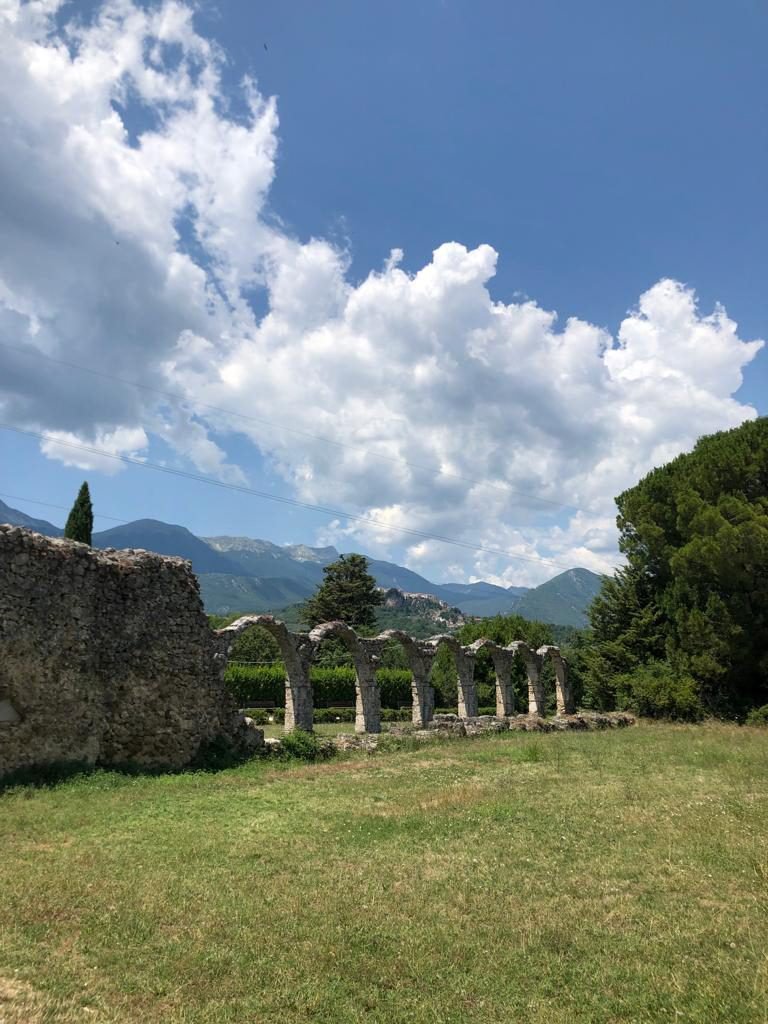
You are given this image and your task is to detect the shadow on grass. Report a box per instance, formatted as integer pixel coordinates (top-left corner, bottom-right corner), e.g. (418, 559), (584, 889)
(0, 737), (261, 795)
(0, 729), (342, 794)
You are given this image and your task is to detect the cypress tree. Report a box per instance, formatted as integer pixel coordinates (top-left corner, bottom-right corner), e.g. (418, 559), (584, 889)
(64, 481), (94, 545)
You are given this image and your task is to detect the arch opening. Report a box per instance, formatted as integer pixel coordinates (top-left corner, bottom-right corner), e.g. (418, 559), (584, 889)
(507, 642), (546, 716)
(427, 636), (478, 718)
(309, 622), (382, 734)
(377, 630), (435, 727)
(468, 639), (515, 716)
(215, 615), (314, 732)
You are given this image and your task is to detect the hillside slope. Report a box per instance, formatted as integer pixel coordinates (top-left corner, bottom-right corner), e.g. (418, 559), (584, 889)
(514, 568), (603, 627)
(92, 520), (243, 574)
(0, 499), (602, 625)
(0, 499), (62, 537)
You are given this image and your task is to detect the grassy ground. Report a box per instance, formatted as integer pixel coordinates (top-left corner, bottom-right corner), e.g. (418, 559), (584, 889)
(1, 722), (766, 1024)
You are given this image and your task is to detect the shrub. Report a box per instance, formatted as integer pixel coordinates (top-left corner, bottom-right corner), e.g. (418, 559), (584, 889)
(226, 664), (284, 705)
(243, 708), (271, 725)
(242, 708), (285, 725)
(279, 730), (335, 761)
(746, 704), (768, 726)
(614, 661), (704, 721)
(380, 708), (412, 722)
(376, 669), (413, 708)
(313, 707), (356, 724)
(225, 665), (412, 709)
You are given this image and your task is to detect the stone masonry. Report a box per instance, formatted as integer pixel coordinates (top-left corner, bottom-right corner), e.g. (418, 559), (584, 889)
(216, 615), (575, 735)
(0, 526), (262, 779)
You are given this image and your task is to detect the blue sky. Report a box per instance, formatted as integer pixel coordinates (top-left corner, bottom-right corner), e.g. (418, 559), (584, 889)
(0, 0), (765, 585)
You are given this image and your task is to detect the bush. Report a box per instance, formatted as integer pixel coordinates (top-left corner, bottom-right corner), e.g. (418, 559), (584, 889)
(279, 730), (335, 762)
(227, 665), (284, 705)
(242, 708), (285, 724)
(225, 665), (413, 709)
(614, 661), (704, 721)
(746, 704), (768, 726)
(243, 708), (271, 725)
(313, 707), (356, 724)
(380, 708), (412, 722)
(376, 669), (413, 708)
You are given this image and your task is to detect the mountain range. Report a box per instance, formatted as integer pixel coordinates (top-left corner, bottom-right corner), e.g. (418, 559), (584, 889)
(0, 499), (604, 626)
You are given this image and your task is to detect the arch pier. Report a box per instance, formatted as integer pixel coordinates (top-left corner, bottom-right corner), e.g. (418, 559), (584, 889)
(538, 645), (576, 716)
(468, 639), (516, 717)
(213, 616), (571, 733)
(309, 621), (386, 734)
(378, 630), (436, 728)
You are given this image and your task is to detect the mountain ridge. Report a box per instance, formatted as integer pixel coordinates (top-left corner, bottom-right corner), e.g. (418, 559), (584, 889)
(0, 499), (604, 626)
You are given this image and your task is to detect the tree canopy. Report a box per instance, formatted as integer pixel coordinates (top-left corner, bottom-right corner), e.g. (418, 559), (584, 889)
(63, 481), (94, 546)
(301, 553), (383, 630)
(586, 418), (768, 716)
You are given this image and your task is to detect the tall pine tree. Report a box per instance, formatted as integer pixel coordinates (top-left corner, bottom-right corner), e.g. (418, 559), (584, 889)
(64, 481), (94, 545)
(586, 418), (768, 715)
(302, 553), (382, 630)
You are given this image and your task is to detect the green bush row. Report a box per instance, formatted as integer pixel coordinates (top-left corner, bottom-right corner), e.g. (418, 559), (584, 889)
(243, 706), (414, 726)
(227, 664), (414, 708)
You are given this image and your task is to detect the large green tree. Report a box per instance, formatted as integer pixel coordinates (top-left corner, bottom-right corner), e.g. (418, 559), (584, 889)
(302, 553), (383, 630)
(587, 418), (768, 715)
(63, 481), (94, 545)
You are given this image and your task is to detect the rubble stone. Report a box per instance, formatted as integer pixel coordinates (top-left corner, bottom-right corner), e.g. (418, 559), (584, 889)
(0, 526), (262, 779)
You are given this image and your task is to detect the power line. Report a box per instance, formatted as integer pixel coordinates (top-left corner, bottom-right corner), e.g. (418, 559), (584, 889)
(0, 423), (572, 570)
(0, 492), (128, 524)
(0, 340), (580, 513)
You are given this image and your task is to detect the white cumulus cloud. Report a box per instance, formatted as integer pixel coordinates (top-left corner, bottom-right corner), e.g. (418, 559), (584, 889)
(0, 0), (763, 585)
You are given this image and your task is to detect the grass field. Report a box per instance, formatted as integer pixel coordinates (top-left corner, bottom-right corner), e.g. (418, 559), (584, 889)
(1, 722), (767, 1023)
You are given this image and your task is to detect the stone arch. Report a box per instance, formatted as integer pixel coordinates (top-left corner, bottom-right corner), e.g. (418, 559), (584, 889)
(468, 638), (515, 716)
(507, 641), (545, 716)
(214, 615), (314, 732)
(426, 635), (477, 718)
(308, 622), (382, 734)
(377, 629), (435, 727)
(537, 645), (574, 716)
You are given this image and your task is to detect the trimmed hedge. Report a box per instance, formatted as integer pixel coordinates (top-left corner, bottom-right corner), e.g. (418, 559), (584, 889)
(227, 664), (413, 709)
(243, 706), (414, 725)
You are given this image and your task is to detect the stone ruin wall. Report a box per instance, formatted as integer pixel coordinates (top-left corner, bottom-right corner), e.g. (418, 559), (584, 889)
(0, 525), (261, 780)
(216, 615), (574, 734)
(0, 524), (574, 778)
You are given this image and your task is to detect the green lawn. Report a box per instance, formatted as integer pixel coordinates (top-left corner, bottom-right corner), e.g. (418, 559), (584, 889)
(1, 723), (767, 1023)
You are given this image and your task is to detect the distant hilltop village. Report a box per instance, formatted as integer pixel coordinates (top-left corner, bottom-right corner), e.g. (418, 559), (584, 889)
(379, 587), (468, 629)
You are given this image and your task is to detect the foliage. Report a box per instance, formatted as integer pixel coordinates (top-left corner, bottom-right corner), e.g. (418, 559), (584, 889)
(277, 729), (336, 761)
(63, 481), (93, 545)
(230, 625), (280, 664)
(745, 704), (768, 726)
(587, 418), (768, 716)
(613, 661), (704, 721)
(451, 614), (558, 710)
(226, 664), (413, 709)
(301, 553), (383, 629)
(312, 707), (356, 723)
